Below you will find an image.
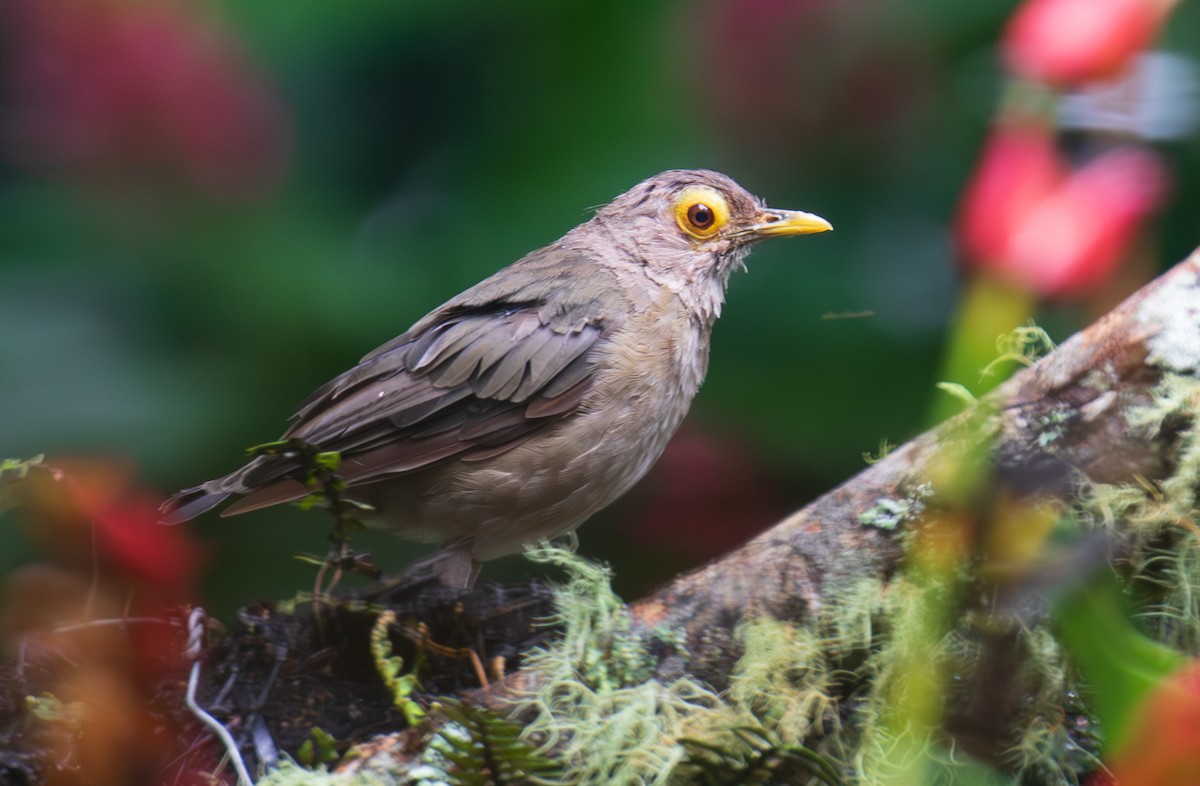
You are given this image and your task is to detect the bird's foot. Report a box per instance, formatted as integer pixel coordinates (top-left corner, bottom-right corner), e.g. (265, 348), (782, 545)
(365, 547), (481, 599)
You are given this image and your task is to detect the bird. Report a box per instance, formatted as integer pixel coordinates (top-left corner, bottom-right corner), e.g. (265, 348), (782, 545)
(162, 169), (831, 588)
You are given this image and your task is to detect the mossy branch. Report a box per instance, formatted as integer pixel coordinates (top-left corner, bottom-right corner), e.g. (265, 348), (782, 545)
(603, 247), (1200, 688)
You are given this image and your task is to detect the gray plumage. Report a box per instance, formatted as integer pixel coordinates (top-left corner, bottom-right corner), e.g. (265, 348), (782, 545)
(162, 169), (830, 587)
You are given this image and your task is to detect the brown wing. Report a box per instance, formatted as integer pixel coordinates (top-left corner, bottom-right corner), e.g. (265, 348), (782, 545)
(274, 304), (602, 476)
(160, 248), (628, 522)
(216, 308), (607, 514)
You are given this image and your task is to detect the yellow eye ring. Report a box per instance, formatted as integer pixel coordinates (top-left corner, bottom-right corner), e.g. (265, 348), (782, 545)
(674, 186), (729, 240)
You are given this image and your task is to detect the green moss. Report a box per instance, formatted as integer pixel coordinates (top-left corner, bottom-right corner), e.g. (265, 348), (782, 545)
(506, 366), (1200, 786)
(1078, 371), (1200, 650)
(511, 545), (1096, 785)
(521, 539), (656, 691)
(1035, 406), (1072, 451)
(982, 324), (1056, 380)
(850, 578), (950, 786)
(512, 542), (904, 785)
(256, 759), (394, 786)
(517, 541), (726, 785)
(726, 618), (837, 743)
(859, 483), (933, 532)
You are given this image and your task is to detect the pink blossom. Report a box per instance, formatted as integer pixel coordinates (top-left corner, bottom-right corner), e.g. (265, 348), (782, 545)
(3, 0), (291, 201)
(1004, 0), (1173, 87)
(57, 461), (205, 597)
(956, 123), (1168, 298)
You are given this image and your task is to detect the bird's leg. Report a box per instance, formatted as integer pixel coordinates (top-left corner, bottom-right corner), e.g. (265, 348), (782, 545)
(394, 545), (479, 590)
(431, 548), (481, 590)
(362, 544), (480, 600)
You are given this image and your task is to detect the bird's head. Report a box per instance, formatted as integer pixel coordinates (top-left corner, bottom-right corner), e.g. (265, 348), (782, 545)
(585, 169), (831, 319)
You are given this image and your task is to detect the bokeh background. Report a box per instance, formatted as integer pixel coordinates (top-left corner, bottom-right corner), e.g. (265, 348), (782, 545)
(2, 0), (1198, 614)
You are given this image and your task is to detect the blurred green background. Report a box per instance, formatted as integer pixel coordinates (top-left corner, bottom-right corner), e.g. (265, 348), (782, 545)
(2, 0), (1198, 613)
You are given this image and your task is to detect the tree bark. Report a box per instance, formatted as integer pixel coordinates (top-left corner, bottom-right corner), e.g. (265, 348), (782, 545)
(611, 247), (1200, 686)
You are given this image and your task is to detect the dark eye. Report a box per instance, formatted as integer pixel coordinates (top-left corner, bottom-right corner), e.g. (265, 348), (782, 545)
(687, 203), (715, 229)
(674, 187), (728, 238)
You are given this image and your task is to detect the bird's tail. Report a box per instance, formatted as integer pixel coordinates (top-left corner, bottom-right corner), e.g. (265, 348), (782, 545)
(159, 451), (283, 524)
(159, 483), (233, 525)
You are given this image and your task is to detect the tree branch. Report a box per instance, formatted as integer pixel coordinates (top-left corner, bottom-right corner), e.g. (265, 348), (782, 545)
(616, 247), (1200, 686)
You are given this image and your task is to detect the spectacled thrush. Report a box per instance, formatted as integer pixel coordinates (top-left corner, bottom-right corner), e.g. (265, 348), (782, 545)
(163, 170), (831, 587)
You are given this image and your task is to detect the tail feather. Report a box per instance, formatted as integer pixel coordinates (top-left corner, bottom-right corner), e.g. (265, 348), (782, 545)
(221, 478), (310, 517)
(160, 455), (281, 524)
(159, 485), (233, 525)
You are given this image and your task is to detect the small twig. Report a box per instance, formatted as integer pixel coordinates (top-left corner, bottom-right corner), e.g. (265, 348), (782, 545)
(246, 439), (370, 637)
(50, 616), (177, 634)
(210, 667), (240, 710)
(251, 641), (288, 712)
(249, 716), (279, 772)
(408, 621), (490, 688)
(184, 608), (254, 786)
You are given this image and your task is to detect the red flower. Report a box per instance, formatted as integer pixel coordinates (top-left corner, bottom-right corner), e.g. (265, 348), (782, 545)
(89, 493), (205, 598)
(956, 123), (1168, 299)
(3, 0), (291, 201)
(52, 460), (206, 598)
(696, 0), (928, 155)
(3, 460), (211, 783)
(957, 124), (1061, 273)
(1003, 0), (1174, 87)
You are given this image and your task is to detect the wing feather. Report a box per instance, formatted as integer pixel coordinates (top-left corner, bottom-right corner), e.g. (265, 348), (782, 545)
(163, 253), (632, 519)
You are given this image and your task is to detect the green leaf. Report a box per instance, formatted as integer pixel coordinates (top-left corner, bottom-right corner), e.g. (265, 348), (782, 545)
(1053, 574), (1186, 751)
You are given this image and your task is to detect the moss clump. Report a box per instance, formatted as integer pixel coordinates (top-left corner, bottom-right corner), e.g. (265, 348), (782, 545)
(513, 542), (908, 785)
(256, 759), (395, 786)
(517, 541), (728, 785)
(506, 371), (1200, 786)
(1080, 371), (1200, 651)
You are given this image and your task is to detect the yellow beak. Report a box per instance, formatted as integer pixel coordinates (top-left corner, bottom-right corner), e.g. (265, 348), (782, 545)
(743, 207), (833, 238)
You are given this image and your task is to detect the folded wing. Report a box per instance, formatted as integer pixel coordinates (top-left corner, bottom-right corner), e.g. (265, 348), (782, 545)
(162, 254), (625, 521)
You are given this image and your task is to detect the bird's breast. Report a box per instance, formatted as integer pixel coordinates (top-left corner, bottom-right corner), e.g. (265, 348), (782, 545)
(587, 290), (710, 428)
(561, 290), (711, 495)
(362, 291), (712, 560)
